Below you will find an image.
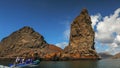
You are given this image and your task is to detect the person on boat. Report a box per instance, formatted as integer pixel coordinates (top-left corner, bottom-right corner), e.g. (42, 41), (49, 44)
(14, 56), (23, 67)
(25, 58), (33, 64)
(15, 57), (20, 64)
(21, 57), (25, 63)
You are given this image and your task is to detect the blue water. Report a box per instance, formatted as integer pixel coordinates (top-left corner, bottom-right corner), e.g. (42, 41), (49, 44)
(0, 59), (120, 68)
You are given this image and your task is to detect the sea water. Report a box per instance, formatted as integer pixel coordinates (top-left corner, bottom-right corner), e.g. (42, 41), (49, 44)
(0, 59), (120, 68)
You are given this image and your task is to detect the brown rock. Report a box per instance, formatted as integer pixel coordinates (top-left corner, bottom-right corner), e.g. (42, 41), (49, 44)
(48, 44), (63, 52)
(0, 26), (63, 58)
(70, 53), (81, 59)
(112, 53), (120, 59)
(64, 8), (100, 59)
(0, 8), (100, 61)
(60, 53), (71, 60)
(43, 53), (56, 60)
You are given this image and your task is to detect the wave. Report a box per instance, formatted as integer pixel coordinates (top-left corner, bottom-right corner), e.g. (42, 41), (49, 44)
(0, 65), (10, 68)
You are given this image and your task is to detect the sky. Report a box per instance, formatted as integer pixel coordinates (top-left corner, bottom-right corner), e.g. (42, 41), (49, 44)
(0, 0), (120, 55)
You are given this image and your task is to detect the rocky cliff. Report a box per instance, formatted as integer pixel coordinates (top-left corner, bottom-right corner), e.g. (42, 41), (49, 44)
(0, 26), (62, 58)
(63, 8), (100, 59)
(0, 8), (100, 60)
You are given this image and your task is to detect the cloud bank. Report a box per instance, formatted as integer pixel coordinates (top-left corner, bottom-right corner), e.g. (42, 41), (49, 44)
(91, 8), (120, 55)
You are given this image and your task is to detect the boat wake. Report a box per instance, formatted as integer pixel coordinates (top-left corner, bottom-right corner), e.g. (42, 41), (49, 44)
(0, 65), (20, 68)
(0, 65), (10, 68)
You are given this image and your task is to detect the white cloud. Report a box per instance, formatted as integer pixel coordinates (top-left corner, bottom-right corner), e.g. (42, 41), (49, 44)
(105, 43), (120, 55)
(95, 32), (114, 43)
(91, 13), (101, 29)
(92, 8), (120, 55)
(55, 42), (68, 49)
(61, 20), (71, 40)
(114, 34), (120, 45)
(64, 29), (70, 40)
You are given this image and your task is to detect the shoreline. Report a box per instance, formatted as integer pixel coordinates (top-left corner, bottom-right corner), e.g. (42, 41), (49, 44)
(0, 57), (101, 61)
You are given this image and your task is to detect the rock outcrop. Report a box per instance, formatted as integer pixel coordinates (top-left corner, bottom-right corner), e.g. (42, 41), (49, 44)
(98, 52), (113, 59)
(0, 26), (63, 59)
(0, 8), (100, 60)
(63, 8), (100, 59)
(112, 53), (120, 59)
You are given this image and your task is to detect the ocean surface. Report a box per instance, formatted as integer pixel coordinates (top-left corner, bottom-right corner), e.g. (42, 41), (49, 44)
(0, 59), (120, 68)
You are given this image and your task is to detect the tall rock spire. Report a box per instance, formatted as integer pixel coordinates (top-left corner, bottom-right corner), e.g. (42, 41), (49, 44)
(69, 8), (94, 49)
(64, 8), (99, 59)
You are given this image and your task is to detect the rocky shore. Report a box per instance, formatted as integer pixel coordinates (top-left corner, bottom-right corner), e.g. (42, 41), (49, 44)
(0, 8), (100, 61)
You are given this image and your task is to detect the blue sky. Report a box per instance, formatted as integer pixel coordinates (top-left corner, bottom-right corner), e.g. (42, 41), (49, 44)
(0, 0), (120, 54)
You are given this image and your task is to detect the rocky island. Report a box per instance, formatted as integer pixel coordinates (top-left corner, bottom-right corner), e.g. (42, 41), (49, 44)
(0, 8), (100, 61)
(63, 8), (100, 60)
(112, 53), (120, 59)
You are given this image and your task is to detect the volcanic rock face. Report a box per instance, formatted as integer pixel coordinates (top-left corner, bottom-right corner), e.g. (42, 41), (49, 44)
(63, 8), (99, 59)
(0, 26), (62, 58)
(0, 26), (47, 49)
(0, 8), (100, 60)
